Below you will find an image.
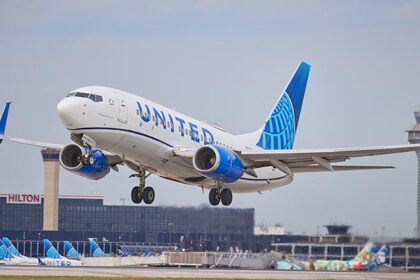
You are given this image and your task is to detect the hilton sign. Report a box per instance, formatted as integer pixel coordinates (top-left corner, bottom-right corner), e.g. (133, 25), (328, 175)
(6, 193), (42, 204)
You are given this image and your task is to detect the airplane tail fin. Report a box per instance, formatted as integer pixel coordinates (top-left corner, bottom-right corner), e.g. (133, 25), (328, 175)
(64, 241), (80, 259)
(89, 239), (105, 257)
(364, 245), (390, 271)
(2, 237), (22, 257)
(238, 62), (310, 150)
(43, 239), (61, 259)
(0, 239), (12, 259)
(352, 243), (374, 262)
(373, 245), (389, 265)
(0, 102), (11, 144)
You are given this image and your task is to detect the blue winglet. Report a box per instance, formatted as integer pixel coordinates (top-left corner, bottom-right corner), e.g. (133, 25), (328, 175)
(0, 102), (11, 143)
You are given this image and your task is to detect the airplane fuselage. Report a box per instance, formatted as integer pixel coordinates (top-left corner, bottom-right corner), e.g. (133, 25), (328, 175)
(39, 257), (83, 266)
(57, 86), (291, 193)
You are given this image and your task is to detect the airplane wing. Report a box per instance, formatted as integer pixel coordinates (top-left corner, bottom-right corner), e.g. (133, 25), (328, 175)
(240, 144), (420, 172)
(0, 135), (64, 150)
(0, 103), (123, 167)
(0, 135), (123, 167)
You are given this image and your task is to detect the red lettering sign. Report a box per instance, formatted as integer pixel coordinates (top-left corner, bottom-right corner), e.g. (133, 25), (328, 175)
(6, 193), (41, 204)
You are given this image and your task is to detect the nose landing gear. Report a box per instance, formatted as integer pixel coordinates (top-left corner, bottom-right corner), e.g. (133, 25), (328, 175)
(130, 168), (155, 205)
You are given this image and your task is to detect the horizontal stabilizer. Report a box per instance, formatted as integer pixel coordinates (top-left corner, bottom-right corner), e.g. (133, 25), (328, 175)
(291, 165), (394, 173)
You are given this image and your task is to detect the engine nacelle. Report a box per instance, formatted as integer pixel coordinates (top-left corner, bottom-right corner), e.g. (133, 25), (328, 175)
(193, 145), (244, 183)
(59, 144), (110, 180)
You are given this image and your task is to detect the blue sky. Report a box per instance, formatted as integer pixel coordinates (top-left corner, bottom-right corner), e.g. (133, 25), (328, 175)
(1, 0), (420, 238)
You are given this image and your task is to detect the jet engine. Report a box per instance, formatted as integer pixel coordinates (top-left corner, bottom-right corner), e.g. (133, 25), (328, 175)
(193, 145), (244, 183)
(59, 144), (110, 180)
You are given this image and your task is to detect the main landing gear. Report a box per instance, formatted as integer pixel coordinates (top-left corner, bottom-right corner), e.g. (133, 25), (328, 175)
(130, 168), (155, 205)
(75, 134), (96, 165)
(209, 183), (233, 206)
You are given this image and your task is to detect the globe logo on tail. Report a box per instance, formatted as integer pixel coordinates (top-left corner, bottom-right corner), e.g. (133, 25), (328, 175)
(257, 92), (295, 150)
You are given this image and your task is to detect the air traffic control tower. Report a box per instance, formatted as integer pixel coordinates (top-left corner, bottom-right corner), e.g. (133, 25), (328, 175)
(408, 111), (420, 238)
(41, 148), (60, 231)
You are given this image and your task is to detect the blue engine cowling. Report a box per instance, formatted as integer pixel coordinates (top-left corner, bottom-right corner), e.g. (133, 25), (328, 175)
(59, 144), (110, 180)
(193, 145), (244, 183)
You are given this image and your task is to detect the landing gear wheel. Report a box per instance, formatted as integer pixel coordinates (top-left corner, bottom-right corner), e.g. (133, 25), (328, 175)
(209, 188), (220, 206)
(143, 187), (155, 204)
(130, 167), (155, 205)
(221, 188), (233, 206)
(131, 186), (142, 204)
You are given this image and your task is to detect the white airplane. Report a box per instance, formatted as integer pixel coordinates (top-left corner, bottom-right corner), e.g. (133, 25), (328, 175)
(38, 239), (83, 266)
(1, 62), (419, 206)
(1, 237), (39, 266)
(1, 237), (82, 266)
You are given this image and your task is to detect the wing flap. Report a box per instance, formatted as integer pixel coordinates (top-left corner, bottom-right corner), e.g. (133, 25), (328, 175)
(291, 165), (395, 173)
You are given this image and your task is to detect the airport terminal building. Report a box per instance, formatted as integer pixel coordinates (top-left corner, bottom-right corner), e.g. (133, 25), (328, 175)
(0, 193), (254, 251)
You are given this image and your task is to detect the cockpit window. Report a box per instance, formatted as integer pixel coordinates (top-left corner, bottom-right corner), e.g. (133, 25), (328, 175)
(75, 92), (89, 98)
(66, 92), (103, 102)
(88, 94), (103, 102)
(95, 95), (103, 102)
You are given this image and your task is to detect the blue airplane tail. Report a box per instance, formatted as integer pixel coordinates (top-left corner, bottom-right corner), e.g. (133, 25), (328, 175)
(64, 241), (80, 259)
(0, 102), (11, 144)
(43, 239), (61, 259)
(2, 237), (22, 257)
(240, 62), (310, 150)
(0, 239), (12, 259)
(375, 245), (390, 264)
(89, 239), (105, 257)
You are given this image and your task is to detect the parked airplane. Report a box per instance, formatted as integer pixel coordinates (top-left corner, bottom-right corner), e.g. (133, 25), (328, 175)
(1, 62), (420, 206)
(39, 239), (83, 266)
(63, 241), (81, 259)
(276, 243), (389, 271)
(1, 237), (38, 265)
(89, 239), (106, 257)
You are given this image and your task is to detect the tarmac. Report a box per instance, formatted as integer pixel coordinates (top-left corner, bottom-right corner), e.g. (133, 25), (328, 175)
(2, 266), (420, 279)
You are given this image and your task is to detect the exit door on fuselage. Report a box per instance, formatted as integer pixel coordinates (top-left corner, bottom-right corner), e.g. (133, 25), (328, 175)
(114, 93), (128, 124)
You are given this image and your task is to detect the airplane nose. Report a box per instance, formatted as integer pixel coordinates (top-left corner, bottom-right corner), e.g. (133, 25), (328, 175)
(57, 98), (78, 127)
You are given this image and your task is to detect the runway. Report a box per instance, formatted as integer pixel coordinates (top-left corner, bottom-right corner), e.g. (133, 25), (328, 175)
(2, 266), (420, 280)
